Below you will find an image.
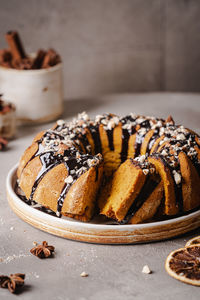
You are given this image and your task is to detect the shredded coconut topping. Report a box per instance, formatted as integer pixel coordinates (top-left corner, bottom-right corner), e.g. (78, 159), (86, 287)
(64, 175), (73, 184)
(172, 170), (182, 185)
(135, 155), (146, 164)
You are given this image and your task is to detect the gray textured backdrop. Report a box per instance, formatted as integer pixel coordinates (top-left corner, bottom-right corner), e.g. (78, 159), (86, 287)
(0, 0), (200, 98)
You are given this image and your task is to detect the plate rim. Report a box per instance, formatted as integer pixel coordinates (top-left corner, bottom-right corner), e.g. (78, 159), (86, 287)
(6, 163), (200, 232)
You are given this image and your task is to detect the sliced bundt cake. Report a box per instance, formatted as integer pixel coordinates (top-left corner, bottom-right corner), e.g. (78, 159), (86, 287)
(17, 112), (200, 223)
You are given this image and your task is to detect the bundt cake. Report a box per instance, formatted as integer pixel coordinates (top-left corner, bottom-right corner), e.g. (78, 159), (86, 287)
(17, 112), (200, 223)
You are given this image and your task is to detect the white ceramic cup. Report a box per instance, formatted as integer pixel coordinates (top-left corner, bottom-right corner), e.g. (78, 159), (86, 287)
(0, 62), (63, 124)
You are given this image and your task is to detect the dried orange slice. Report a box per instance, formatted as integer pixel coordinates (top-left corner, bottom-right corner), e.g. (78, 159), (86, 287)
(185, 236), (200, 247)
(165, 245), (200, 286)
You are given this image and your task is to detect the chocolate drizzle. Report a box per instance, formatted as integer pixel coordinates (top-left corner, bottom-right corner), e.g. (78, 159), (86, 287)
(78, 134), (90, 152)
(95, 167), (99, 181)
(194, 160), (200, 177)
(44, 130), (65, 141)
(106, 129), (114, 151)
(56, 154), (93, 215)
(56, 160), (77, 216)
(148, 128), (160, 152)
(121, 129), (130, 162)
(134, 119), (153, 157)
(120, 115), (137, 161)
(89, 125), (102, 154)
(29, 151), (63, 202)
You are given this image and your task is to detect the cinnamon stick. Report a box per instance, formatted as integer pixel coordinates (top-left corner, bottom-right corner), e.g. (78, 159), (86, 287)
(32, 49), (46, 69)
(42, 48), (61, 68)
(5, 31), (26, 61)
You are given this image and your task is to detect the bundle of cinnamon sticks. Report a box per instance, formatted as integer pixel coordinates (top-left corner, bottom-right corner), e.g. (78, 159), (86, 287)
(0, 31), (61, 70)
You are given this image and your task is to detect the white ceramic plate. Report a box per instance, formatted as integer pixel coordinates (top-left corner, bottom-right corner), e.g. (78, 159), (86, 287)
(6, 164), (200, 244)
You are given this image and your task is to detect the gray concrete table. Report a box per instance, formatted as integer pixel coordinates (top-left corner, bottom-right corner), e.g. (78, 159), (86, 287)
(0, 93), (200, 300)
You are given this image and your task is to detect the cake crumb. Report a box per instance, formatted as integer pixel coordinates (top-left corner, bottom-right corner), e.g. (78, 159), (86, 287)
(10, 226), (14, 231)
(33, 241), (38, 246)
(0, 258), (3, 262)
(142, 265), (152, 274)
(80, 272), (89, 277)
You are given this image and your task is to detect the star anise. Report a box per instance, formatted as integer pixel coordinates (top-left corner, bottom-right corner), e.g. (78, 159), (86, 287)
(30, 241), (55, 258)
(0, 273), (25, 294)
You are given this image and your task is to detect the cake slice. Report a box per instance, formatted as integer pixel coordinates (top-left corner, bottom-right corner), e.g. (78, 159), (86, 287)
(148, 154), (179, 215)
(99, 155), (165, 223)
(99, 158), (146, 221)
(179, 151), (200, 211)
